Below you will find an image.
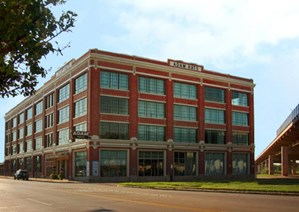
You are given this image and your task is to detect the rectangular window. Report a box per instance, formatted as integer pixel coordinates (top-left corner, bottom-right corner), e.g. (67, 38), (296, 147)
(138, 76), (165, 95)
(45, 133), (54, 148)
(74, 151), (86, 177)
(232, 91), (248, 106)
(100, 71), (128, 90)
(100, 122), (129, 139)
(25, 156), (32, 172)
(138, 125), (165, 141)
(75, 73), (87, 94)
(45, 113), (54, 128)
(205, 86), (225, 103)
(205, 108), (225, 124)
(35, 101), (43, 115)
(100, 150), (127, 177)
(27, 107), (32, 120)
(19, 113), (24, 124)
(74, 123), (87, 142)
(26, 124), (32, 136)
(174, 82), (197, 99)
(174, 128), (197, 143)
(174, 105), (197, 121)
(26, 140), (32, 152)
(138, 151), (164, 176)
(174, 152), (196, 176)
(12, 131), (17, 141)
(12, 144), (17, 155)
(58, 106), (69, 124)
(138, 100), (165, 118)
(12, 117), (17, 128)
(232, 112), (248, 126)
(45, 93), (54, 109)
(205, 130), (225, 144)
(58, 128), (69, 145)
(205, 153), (225, 175)
(18, 128), (24, 139)
(232, 153), (249, 175)
(233, 132), (249, 145)
(100, 96), (128, 115)
(35, 119), (42, 133)
(35, 155), (42, 173)
(19, 142), (24, 153)
(58, 84), (70, 102)
(75, 98), (87, 118)
(35, 137), (42, 150)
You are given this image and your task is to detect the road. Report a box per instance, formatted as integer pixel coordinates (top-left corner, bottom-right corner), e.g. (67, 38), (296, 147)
(0, 178), (298, 212)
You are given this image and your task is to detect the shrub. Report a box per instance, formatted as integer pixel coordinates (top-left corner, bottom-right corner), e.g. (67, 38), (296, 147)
(50, 173), (58, 179)
(58, 173), (64, 180)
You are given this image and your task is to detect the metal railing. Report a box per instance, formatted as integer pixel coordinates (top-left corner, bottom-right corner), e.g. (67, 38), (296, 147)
(276, 103), (299, 136)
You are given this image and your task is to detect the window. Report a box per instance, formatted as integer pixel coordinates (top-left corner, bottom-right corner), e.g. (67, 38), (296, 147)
(232, 112), (248, 126)
(138, 151), (164, 176)
(100, 150), (127, 177)
(18, 128), (24, 139)
(12, 131), (17, 141)
(138, 125), (165, 141)
(75, 73), (87, 94)
(45, 113), (54, 128)
(35, 119), (42, 133)
(74, 151), (86, 177)
(174, 152), (196, 176)
(45, 133), (54, 148)
(205, 130), (225, 144)
(205, 153), (225, 175)
(232, 91), (248, 106)
(12, 144), (17, 155)
(35, 155), (42, 173)
(58, 84), (70, 102)
(25, 157), (32, 172)
(19, 142), (24, 153)
(74, 123), (87, 142)
(233, 132), (249, 145)
(35, 137), (42, 150)
(100, 71), (128, 90)
(232, 153), (249, 175)
(26, 124), (32, 136)
(75, 98), (87, 118)
(35, 101), (43, 115)
(58, 106), (69, 124)
(27, 107), (32, 120)
(100, 96), (128, 115)
(26, 140), (32, 152)
(100, 122), (129, 139)
(58, 128), (69, 145)
(205, 87), (225, 103)
(138, 100), (165, 118)
(45, 93), (54, 109)
(19, 113), (24, 124)
(138, 76), (165, 95)
(12, 117), (17, 128)
(174, 128), (197, 143)
(174, 82), (197, 99)
(174, 105), (197, 121)
(205, 108), (225, 124)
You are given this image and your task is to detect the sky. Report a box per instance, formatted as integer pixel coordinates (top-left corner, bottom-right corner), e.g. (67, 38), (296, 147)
(1, 0), (299, 162)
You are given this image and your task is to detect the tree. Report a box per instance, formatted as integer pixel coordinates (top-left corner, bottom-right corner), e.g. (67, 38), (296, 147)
(0, 0), (77, 97)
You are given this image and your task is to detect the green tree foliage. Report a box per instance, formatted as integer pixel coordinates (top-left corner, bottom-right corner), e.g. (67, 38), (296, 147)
(0, 0), (77, 97)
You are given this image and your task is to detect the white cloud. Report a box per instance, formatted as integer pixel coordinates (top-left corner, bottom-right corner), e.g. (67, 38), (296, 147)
(106, 0), (299, 68)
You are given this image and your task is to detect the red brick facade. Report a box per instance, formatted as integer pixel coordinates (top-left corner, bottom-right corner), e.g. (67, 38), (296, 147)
(3, 49), (255, 181)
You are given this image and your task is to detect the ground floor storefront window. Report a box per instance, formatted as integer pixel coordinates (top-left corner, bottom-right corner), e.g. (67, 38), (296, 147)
(74, 151), (86, 177)
(205, 153), (225, 175)
(100, 150), (127, 177)
(34, 156), (42, 176)
(25, 157), (32, 172)
(174, 152), (196, 176)
(138, 151), (164, 176)
(232, 153), (249, 175)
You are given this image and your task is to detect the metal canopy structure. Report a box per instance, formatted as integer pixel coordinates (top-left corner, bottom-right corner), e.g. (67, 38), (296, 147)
(255, 104), (299, 176)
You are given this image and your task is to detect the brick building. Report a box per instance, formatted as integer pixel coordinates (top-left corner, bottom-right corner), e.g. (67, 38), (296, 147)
(3, 49), (255, 181)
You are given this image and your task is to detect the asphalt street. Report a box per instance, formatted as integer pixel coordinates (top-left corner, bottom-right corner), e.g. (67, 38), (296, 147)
(0, 178), (298, 212)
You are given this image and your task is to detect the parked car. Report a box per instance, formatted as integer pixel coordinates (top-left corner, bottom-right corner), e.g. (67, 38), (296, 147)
(14, 169), (29, 180)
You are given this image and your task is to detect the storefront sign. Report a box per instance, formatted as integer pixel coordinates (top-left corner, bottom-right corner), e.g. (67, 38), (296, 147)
(169, 60), (202, 71)
(73, 131), (89, 139)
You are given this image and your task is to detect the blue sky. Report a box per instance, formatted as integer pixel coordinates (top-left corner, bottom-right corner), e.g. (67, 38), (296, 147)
(1, 0), (299, 162)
